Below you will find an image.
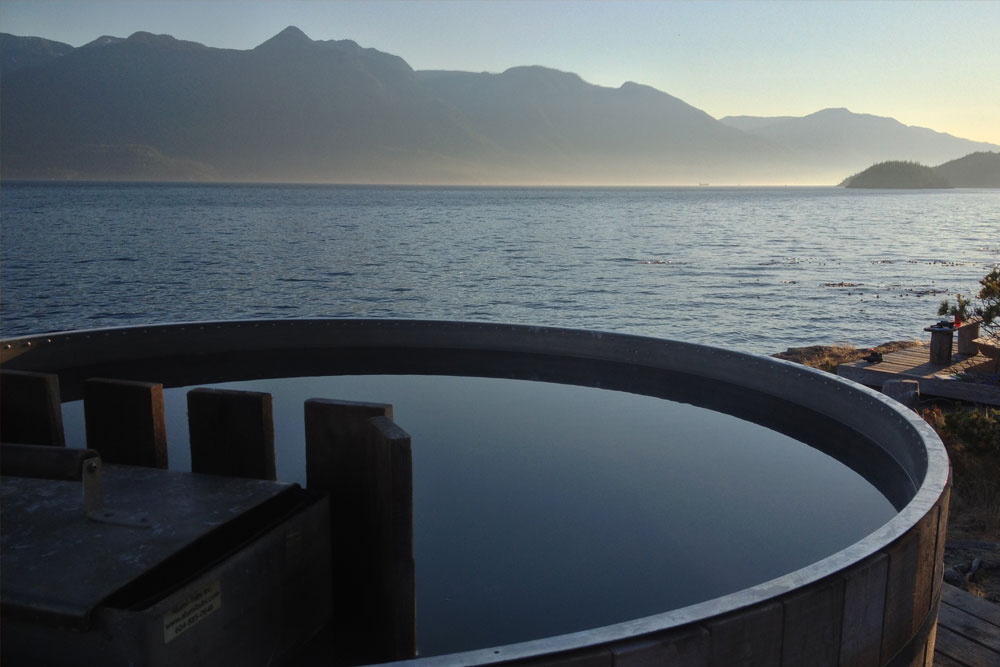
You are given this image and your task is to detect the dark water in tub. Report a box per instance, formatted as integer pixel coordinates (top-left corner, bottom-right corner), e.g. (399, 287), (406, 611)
(63, 373), (895, 655)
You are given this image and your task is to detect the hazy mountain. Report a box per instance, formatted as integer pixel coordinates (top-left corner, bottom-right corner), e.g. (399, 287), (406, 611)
(0, 33), (74, 72)
(721, 108), (1000, 183)
(2, 27), (996, 184)
(416, 68), (787, 183)
(1, 27), (500, 183)
(0, 26), (790, 184)
(933, 151), (1000, 188)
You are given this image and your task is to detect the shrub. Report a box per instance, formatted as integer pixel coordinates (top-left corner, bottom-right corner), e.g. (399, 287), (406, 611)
(939, 267), (1000, 337)
(923, 405), (1000, 536)
(944, 407), (1000, 455)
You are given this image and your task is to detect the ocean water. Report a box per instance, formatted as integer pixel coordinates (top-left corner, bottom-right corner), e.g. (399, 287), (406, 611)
(2, 181), (997, 353)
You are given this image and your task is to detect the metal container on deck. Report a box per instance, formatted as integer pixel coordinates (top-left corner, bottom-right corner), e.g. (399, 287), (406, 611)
(1, 457), (331, 667)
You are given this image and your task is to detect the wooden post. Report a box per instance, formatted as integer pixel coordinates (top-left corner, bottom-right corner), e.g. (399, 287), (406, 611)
(882, 379), (920, 411)
(880, 528), (923, 664)
(304, 399), (415, 662)
(927, 329), (953, 365)
(0, 369), (65, 446)
(955, 320), (980, 356)
(187, 388), (275, 480)
(83, 378), (168, 468)
(368, 415), (415, 661)
(304, 398), (392, 493)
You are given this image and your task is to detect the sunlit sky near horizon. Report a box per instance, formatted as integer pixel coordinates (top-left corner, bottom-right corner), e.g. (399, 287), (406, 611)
(3, 0), (999, 146)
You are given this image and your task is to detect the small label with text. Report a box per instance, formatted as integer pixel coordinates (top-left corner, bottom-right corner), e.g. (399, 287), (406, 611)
(163, 580), (222, 643)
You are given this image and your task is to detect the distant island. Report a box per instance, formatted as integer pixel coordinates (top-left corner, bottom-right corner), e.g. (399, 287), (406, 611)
(840, 161), (952, 189)
(934, 151), (1000, 188)
(841, 152), (1000, 188)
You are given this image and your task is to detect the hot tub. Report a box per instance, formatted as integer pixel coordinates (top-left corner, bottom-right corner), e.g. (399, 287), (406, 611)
(0, 320), (950, 666)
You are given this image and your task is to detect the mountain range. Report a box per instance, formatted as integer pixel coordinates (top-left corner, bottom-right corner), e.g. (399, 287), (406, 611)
(2, 27), (997, 185)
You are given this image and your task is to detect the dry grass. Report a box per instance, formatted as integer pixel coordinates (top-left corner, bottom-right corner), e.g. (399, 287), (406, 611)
(772, 340), (921, 373)
(921, 404), (1000, 539)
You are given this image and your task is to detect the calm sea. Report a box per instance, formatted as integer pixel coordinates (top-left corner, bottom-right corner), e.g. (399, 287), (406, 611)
(2, 181), (997, 352)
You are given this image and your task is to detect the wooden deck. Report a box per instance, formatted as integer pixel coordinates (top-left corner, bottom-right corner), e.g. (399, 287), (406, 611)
(934, 584), (1000, 666)
(838, 342), (1000, 406)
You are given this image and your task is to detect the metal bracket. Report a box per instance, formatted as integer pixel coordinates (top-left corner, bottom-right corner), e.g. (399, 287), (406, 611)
(81, 456), (152, 527)
(82, 456), (104, 515)
(1, 443), (151, 528)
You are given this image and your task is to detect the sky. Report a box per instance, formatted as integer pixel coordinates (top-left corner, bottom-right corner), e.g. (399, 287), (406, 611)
(3, 0), (999, 146)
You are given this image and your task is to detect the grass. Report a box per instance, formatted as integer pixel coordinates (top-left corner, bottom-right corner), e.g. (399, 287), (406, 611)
(920, 405), (1000, 538)
(772, 340), (920, 373)
(922, 404), (1000, 602)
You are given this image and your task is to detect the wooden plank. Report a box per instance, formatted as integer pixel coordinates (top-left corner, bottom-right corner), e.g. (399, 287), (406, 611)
(879, 506), (945, 667)
(303, 399), (415, 663)
(0, 369), (65, 446)
(882, 529), (922, 664)
(931, 650), (969, 667)
(928, 331), (953, 365)
(923, 624), (937, 667)
(707, 602), (783, 667)
(911, 509), (941, 636)
(187, 387), (275, 480)
(781, 580), (845, 667)
(838, 346), (1000, 405)
(877, 508), (942, 667)
(610, 626), (709, 667)
(304, 398), (394, 662)
(956, 321), (982, 356)
(837, 364), (1000, 405)
(839, 342), (995, 372)
(931, 487), (951, 611)
(841, 554), (889, 667)
(1, 441), (100, 481)
(904, 378), (1000, 406)
(368, 415), (415, 661)
(883, 379), (920, 410)
(944, 539), (1000, 551)
(941, 584), (1000, 627)
(933, 625), (998, 667)
(907, 643), (928, 667)
(303, 398), (392, 493)
(937, 603), (1000, 654)
(83, 378), (167, 468)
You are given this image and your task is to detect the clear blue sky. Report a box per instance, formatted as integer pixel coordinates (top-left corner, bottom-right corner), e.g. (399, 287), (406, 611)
(3, 0), (998, 145)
